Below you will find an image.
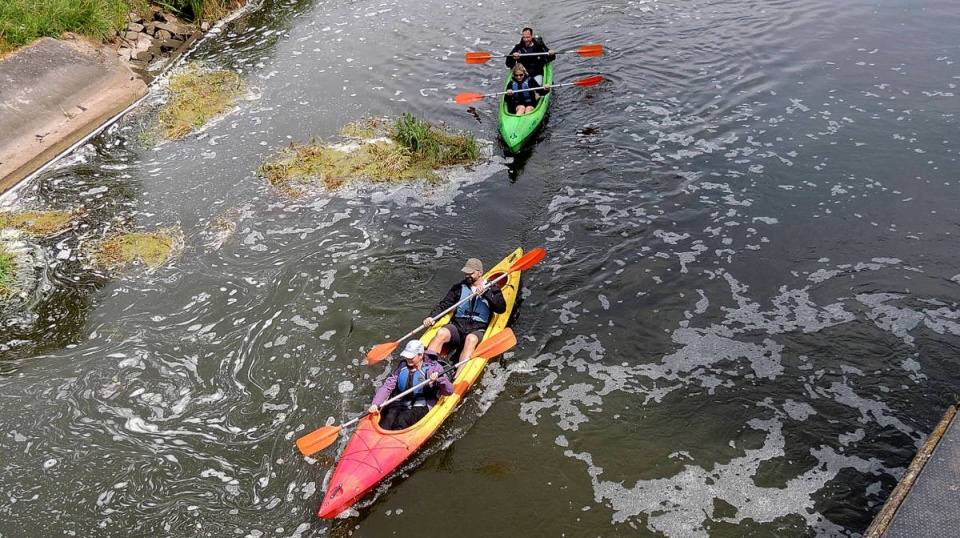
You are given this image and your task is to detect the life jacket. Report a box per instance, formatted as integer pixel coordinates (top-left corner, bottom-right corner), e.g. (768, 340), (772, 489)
(510, 78), (535, 105)
(395, 357), (441, 406)
(454, 283), (492, 323)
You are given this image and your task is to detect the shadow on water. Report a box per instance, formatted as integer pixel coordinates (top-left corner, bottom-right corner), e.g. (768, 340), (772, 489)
(504, 113), (551, 182)
(505, 148), (535, 182)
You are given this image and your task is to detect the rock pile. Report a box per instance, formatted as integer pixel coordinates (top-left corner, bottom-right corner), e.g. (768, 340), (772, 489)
(116, 10), (207, 75)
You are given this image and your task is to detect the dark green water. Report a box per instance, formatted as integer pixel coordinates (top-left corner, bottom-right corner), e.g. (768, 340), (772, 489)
(2, 0), (959, 536)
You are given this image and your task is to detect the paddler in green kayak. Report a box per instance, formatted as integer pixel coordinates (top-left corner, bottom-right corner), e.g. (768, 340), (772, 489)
(505, 27), (556, 86)
(505, 64), (551, 115)
(423, 257), (507, 377)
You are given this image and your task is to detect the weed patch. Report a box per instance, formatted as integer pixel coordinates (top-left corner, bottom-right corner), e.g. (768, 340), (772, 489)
(89, 228), (181, 273)
(0, 210), (79, 236)
(155, 62), (243, 140)
(0, 246), (14, 301)
(258, 114), (480, 197)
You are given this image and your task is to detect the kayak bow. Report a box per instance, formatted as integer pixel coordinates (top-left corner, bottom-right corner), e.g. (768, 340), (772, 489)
(499, 63), (554, 153)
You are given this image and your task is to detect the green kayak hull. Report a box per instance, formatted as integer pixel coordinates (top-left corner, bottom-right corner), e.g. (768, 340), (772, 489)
(499, 63), (554, 153)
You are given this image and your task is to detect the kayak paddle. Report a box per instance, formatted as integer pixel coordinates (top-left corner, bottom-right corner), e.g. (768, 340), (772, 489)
(455, 76), (603, 105)
(296, 328), (518, 456)
(364, 247), (546, 364)
(465, 44), (604, 64)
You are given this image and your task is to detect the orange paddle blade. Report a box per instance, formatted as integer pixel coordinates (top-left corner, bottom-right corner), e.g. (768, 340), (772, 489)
(466, 52), (494, 64)
(473, 328), (517, 358)
(296, 425), (344, 456)
(455, 92), (486, 105)
(365, 340), (400, 364)
(578, 44), (605, 57)
(574, 76), (604, 87)
(510, 247), (547, 272)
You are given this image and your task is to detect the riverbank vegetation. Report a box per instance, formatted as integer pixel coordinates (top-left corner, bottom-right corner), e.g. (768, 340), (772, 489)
(0, 0), (241, 55)
(258, 114), (480, 196)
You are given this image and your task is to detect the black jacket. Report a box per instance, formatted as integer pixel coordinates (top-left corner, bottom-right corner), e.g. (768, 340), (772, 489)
(505, 36), (555, 78)
(430, 279), (507, 333)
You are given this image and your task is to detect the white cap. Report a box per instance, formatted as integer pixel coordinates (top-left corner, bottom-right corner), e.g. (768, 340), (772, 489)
(400, 340), (425, 359)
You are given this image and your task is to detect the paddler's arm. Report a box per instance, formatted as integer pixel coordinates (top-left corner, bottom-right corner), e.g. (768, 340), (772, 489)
(369, 367), (400, 412)
(480, 283), (507, 314)
(428, 364), (455, 396)
(424, 283), (462, 327)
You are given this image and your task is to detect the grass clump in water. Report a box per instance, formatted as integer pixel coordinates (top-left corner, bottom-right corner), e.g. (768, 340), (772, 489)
(89, 228), (181, 273)
(156, 62), (243, 140)
(0, 210), (79, 236)
(258, 114), (480, 197)
(0, 246), (15, 301)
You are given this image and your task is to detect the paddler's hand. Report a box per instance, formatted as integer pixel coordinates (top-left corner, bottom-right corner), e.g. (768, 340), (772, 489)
(428, 372), (439, 386)
(368, 404), (379, 414)
(506, 89), (514, 96)
(548, 49), (555, 55)
(423, 317), (435, 327)
(513, 52), (521, 59)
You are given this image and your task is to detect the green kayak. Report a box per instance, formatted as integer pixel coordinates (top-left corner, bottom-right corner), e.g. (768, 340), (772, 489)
(499, 63), (554, 153)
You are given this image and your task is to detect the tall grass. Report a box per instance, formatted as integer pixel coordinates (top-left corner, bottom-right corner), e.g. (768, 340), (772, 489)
(0, 0), (133, 54)
(0, 0), (242, 55)
(391, 113), (480, 167)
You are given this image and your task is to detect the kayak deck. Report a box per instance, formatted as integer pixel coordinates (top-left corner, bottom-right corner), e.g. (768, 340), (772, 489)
(499, 63), (554, 153)
(317, 248), (524, 518)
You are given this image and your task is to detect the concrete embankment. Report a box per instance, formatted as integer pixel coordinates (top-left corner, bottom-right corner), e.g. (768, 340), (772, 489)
(0, 37), (148, 195)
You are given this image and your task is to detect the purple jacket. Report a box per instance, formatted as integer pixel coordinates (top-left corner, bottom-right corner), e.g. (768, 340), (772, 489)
(371, 355), (455, 409)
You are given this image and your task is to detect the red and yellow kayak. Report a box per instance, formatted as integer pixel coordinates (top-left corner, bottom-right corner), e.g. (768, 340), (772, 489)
(317, 248), (524, 518)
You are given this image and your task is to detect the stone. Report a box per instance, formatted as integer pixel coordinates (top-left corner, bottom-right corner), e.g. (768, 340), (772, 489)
(157, 29), (173, 42)
(154, 21), (190, 36)
(134, 50), (153, 62)
(127, 22), (144, 33)
(124, 31), (140, 42)
(201, 22), (211, 32)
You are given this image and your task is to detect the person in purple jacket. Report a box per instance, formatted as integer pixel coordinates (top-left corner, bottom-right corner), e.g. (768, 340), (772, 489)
(368, 340), (455, 430)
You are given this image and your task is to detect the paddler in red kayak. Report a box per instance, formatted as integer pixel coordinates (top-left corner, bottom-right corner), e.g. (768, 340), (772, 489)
(423, 257), (507, 377)
(368, 340), (455, 430)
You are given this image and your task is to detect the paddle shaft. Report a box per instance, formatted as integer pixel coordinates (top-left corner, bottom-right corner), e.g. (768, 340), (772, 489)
(396, 271), (511, 342)
(487, 80), (585, 98)
(469, 46), (602, 61)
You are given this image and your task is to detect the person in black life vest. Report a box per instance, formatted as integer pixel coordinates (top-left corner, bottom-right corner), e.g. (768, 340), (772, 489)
(505, 27), (556, 86)
(423, 257), (507, 378)
(368, 340), (455, 430)
(504, 63), (550, 115)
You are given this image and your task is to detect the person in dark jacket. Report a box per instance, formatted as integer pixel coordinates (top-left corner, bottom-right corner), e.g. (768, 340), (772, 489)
(505, 27), (556, 85)
(423, 257), (507, 377)
(505, 63), (550, 114)
(368, 340), (455, 430)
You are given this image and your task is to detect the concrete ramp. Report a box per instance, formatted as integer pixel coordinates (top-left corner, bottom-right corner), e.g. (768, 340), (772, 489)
(865, 403), (960, 537)
(0, 37), (147, 192)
